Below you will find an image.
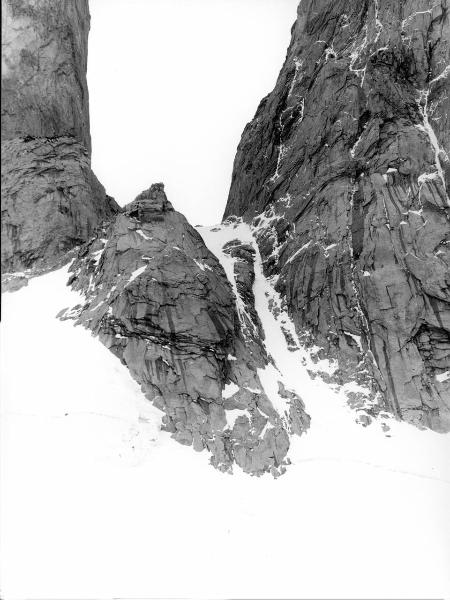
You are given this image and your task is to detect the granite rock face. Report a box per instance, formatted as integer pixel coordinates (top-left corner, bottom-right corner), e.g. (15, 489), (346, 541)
(224, 0), (450, 431)
(63, 184), (310, 475)
(2, 0), (91, 149)
(1, 0), (119, 276)
(1, 136), (117, 273)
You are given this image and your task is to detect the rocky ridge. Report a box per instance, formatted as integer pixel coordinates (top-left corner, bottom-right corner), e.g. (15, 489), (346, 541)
(61, 184), (310, 475)
(1, 0), (119, 282)
(224, 0), (450, 431)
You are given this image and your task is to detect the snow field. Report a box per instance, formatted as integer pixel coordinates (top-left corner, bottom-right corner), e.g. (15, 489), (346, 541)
(1, 248), (449, 599)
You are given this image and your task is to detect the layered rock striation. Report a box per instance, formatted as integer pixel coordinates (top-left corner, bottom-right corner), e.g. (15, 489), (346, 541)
(224, 0), (450, 431)
(63, 184), (310, 474)
(1, 0), (119, 276)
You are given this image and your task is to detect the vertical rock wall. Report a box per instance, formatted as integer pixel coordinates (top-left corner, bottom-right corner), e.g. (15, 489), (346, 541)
(2, 0), (91, 150)
(1, 0), (119, 275)
(224, 0), (450, 431)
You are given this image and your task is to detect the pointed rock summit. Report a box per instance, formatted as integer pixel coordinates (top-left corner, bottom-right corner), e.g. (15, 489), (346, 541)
(63, 184), (310, 475)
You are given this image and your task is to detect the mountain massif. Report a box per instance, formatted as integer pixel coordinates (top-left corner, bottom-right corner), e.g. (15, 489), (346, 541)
(1, 0), (449, 475)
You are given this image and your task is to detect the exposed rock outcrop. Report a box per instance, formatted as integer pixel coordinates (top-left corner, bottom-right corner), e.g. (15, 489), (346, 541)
(1, 0), (119, 278)
(62, 184), (310, 475)
(224, 0), (450, 431)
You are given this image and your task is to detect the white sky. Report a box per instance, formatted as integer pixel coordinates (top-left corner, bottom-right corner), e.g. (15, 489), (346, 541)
(88, 0), (298, 225)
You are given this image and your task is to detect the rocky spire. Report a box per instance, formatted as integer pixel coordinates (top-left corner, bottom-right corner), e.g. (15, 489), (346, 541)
(62, 184), (310, 475)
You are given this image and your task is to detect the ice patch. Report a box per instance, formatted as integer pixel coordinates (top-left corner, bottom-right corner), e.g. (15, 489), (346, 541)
(193, 259), (212, 272)
(92, 248), (105, 265)
(418, 171), (440, 185)
(350, 128), (366, 158)
(430, 64), (450, 86)
(416, 89), (449, 195)
(136, 229), (151, 241)
(222, 382), (239, 399)
(126, 266), (147, 287)
(345, 332), (363, 351)
(225, 408), (248, 430)
(436, 371), (450, 383)
(286, 240), (311, 264)
(401, 9), (432, 30)
(244, 386), (261, 394)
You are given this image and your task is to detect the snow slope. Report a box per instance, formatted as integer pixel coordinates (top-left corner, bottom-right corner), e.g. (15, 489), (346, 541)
(1, 245), (450, 599)
(199, 221), (450, 479)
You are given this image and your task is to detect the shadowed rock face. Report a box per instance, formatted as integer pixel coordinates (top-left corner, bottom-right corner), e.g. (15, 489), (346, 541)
(224, 0), (450, 431)
(63, 184), (310, 475)
(1, 0), (119, 277)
